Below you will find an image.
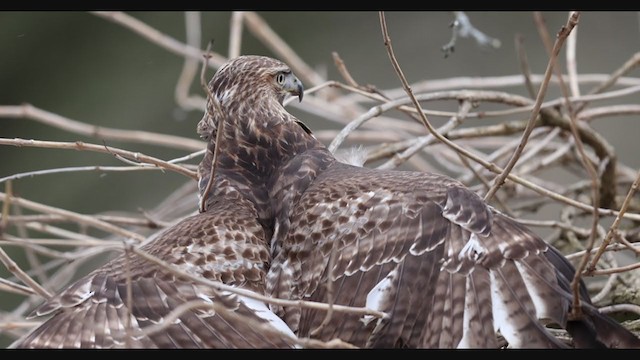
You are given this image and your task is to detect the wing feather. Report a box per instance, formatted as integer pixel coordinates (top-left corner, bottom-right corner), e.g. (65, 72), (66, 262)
(270, 162), (626, 348)
(13, 199), (297, 349)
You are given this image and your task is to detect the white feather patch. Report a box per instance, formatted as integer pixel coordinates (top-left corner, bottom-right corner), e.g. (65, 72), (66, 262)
(513, 261), (558, 323)
(489, 270), (522, 348)
(238, 295), (297, 339)
(458, 233), (486, 262)
(361, 272), (394, 326)
(457, 276), (474, 348)
(335, 146), (367, 167)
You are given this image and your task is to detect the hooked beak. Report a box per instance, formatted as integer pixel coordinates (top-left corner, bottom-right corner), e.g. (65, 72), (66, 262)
(284, 74), (304, 102)
(296, 81), (304, 102)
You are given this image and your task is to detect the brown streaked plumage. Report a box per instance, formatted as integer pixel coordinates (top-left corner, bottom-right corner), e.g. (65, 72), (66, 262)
(11, 55), (311, 349)
(13, 55), (640, 348)
(197, 56), (640, 348)
(269, 162), (640, 348)
(12, 194), (297, 348)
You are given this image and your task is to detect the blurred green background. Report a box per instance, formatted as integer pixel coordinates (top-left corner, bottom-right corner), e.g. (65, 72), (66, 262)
(0, 11), (639, 346)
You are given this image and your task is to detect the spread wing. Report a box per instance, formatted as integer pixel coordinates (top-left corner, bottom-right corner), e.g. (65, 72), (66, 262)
(268, 162), (639, 348)
(13, 194), (296, 349)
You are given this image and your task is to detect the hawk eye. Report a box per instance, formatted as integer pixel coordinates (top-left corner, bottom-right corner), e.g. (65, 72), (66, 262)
(276, 73), (286, 85)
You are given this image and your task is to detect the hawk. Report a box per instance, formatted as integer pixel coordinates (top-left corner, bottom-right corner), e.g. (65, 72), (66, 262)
(10, 55), (307, 349)
(197, 56), (640, 348)
(198, 56), (640, 348)
(11, 55), (640, 348)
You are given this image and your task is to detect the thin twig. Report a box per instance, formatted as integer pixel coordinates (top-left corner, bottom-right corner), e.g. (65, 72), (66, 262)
(376, 104), (469, 170)
(243, 12), (325, 88)
(483, 12), (579, 202)
(599, 304), (640, 317)
(332, 52), (360, 88)
(515, 129), (568, 175)
(0, 165), (167, 185)
(0, 192), (146, 242)
(588, 169), (640, 272)
(12, 205), (47, 285)
(228, 12), (244, 59)
(328, 90), (533, 153)
(377, 73), (640, 100)
(515, 33), (537, 99)
(0, 104), (205, 151)
(537, 111), (618, 209)
(198, 42), (225, 213)
(1, 236), (120, 248)
(91, 11), (227, 68)
(0, 278), (37, 296)
(174, 11), (206, 112)
(589, 262), (640, 276)
(565, 14), (580, 98)
(22, 222), (106, 242)
(615, 231), (640, 256)
(577, 52), (640, 112)
(0, 246), (52, 299)
(579, 105), (640, 121)
(129, 244), (387, 319)
(0, 237), (88, 260)
(0, 321), (43, 331)
(591, 254), (618, 304)
(514, 218), (591, 237)
(457, 149), (514, 216)
(0, 138), (197, 180)
(1, 180), (11, 231)
(0, 149), (204, 185)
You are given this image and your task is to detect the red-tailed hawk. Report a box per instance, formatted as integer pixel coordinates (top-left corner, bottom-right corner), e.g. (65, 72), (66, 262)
(12, 55), (640, 348)
(10, 55), (307, 349)
(198, 56), (640, 348)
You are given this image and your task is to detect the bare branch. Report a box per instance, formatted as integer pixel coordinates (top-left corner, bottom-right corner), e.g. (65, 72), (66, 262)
(243, 12), (325, 88)
(578, 104), (640, 121)
(91, 11), (227, 68)
(0, 192), (146, 242)
(0, 277), (37, 296)
(376, 100), (471, 170)
(566, 14), (580, 97)
(0, 138), (197, 180)
(599, 304), (640, 317)
(0, 165), (166, 185)
(0, 104), (205, 151)
(515, 33), (537, 99)
(174, 11), (206, 112)
(484, 12), (579, 202)
(580, 52), (640, 108)
(0, 246), (52, 299)
(198, 42), (224, 213)
(228, 12), (244, 59)
(588, 169), (640, 272)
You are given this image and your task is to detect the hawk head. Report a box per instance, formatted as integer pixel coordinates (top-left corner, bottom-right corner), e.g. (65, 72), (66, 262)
(197, 55), (304, 140)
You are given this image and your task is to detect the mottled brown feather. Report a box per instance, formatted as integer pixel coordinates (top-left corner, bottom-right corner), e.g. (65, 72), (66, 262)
(13, 194), (296, 348)
(14, 55), (639, 349)
(268, 159), (640, 348)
